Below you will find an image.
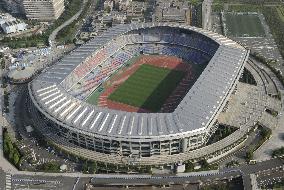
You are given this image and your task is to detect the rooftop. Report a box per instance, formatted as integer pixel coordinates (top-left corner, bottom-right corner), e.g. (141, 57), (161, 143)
(29, 23), (249, 141)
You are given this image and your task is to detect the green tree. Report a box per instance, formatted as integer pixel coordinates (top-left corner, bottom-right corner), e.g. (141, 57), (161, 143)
(40, 162), (60, 172)
(246, 150), (253, 160)
(82, 161), (88, 173)
(13, 151), (20, 165)
(89, 161), (97, 174)
(105, 6), (111, 13)
(199, 159), (209, 169)
(1, 59), (5, 69)
(184, 161), (194, 172)
(272, 147), (284, 158)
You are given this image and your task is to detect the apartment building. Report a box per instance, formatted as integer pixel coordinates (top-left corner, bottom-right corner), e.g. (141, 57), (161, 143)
(23, 0), (64, 20)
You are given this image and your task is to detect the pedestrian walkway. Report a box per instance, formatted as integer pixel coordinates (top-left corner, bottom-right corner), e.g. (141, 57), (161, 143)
(5, 173), (11, 190)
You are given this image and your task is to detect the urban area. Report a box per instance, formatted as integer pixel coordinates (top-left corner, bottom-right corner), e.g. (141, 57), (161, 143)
(0, 0), (284, 189)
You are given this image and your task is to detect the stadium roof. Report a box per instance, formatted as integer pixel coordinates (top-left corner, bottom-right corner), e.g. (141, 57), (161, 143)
(29, 23), (249, 141)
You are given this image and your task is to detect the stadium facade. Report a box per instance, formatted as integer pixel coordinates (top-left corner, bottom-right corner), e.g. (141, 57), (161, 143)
(28, 23), (249, 165)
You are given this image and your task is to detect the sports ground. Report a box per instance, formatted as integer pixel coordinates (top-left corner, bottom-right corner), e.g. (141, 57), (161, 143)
(108, 64), (185, 112)
(87, 55), (204, 113)
(224, 12), (266, 37)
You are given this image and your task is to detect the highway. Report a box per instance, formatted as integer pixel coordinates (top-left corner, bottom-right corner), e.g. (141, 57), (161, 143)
(0, 156), (282, 189)
(202, 0), (213, 30)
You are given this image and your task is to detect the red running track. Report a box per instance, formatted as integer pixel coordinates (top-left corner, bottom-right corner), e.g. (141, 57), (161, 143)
(97, 55), (194, 113)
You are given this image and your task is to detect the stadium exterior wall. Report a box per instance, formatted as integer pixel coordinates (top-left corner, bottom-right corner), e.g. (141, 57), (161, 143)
(28, 23), (250, 165)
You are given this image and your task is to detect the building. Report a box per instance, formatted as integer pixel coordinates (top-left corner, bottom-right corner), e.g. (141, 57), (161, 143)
(28, 23), (249, 165)
(1, 20), (27, 34)
(22, 0), (64, 20)
(153, 0), (191, 24)
(119, 0), (131, 12)
(104, 0), (114, 12)
(126, 1), (146, 22)
(127, 1), (146, 17)
(88, 11), (127, 35)
(0, 13), (27, 34)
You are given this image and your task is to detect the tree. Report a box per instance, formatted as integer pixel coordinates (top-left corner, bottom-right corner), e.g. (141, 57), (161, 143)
(105, 6), (111, 13)
(189, 0), (202, 6)
(145, 165), (152, 174)
(89, 161), (97, 174)
(3, 129), (22, 168)
(246, 150), (253, 160)
(1, 59), (5, 69)
(272, 147), (284, 158)
(184, 161), (194, 172)
(3, 142), (9, 154)
(82, 161), (88, 173)
(13, 151), (20, 165)
(199, 159), (209, 169)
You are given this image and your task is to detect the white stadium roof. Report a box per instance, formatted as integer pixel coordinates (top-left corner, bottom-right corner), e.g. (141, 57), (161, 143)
(29, 23), (249, 141)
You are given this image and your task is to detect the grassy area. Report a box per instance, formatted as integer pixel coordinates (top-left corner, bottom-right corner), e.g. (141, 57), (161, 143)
(228, 4), (263, 12)
(219, 4), (284, 63)
(260, 179), (284, 190)
(223, 12), (265, 37)
(206, 124), (238, 145)
(3, 128), (23, 168)
(272, 180), (284, 189)
(86, 86), (104, 105)
(37, 161), (61, 172)
(272, 147), (284, 158)
(56, 0), (94, 44)
(200, 177), (244, 190)
(276, 6), (284, 22)
(262, 7), (284, 63)
(86, 55), (140, 105)
(108, 64), (185, 112)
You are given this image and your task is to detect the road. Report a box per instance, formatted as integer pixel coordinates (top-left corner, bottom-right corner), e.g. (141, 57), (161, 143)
(13, 85), (79, 172)
(48, 0), (88, 47)
(202, 0), (213, 30)
(1, 157), (282, 189)
(89, 158), (284, 186)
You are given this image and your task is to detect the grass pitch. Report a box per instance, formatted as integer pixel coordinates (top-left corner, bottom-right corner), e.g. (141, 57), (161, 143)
(86, 55), (140, 105)
(86, 86), (104, 105)
(224, 12), (265, 37)
(108, 64), (185, 112)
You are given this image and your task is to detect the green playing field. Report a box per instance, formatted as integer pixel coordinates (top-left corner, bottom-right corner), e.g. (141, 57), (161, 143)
(224, 12), (266, 37)
(108, 64), (185, 112)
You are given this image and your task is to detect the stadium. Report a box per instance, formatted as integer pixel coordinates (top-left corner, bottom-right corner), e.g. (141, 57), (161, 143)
(28, 23), (249, 165)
